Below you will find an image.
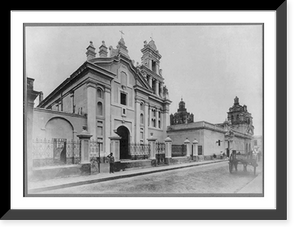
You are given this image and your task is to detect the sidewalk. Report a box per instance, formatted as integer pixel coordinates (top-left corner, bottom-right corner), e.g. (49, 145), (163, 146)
(28, 159), (227, 194)
(237, 172), (263, 193)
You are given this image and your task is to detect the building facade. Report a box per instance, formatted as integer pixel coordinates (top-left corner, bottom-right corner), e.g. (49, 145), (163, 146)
(33, 37), (171, 161)
(167, 97), (254, 157)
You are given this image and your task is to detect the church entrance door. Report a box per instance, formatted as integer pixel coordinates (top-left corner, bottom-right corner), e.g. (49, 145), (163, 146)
(116, 126), (130, 160)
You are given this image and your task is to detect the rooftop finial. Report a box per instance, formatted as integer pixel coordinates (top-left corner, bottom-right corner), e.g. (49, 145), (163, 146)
(120, 30), (124, 38)
(234, 96), (239, 105)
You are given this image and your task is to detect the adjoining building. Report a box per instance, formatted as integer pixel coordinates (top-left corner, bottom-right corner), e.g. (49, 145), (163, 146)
(251, 135), (263, 155)
(32, 37), (171, 166)
(167, 97), (254, 157)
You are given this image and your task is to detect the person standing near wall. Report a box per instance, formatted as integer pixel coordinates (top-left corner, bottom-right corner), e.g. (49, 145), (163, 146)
(107, 153), (115, 173)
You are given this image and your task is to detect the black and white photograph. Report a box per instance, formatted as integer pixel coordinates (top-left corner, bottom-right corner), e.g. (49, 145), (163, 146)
(5, 3), (290, 223)
(25, 23), (263, 197)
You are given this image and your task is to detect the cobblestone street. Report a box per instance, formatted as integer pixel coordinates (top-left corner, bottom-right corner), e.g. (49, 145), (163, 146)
(40, 161), (263, 195)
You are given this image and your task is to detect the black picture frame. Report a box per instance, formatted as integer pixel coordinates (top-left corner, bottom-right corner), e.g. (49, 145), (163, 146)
(1, 1), (289, 220)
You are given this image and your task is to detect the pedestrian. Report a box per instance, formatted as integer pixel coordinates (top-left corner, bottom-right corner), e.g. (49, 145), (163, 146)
(258, 151), (261, 162)
(107, 153), (115, 173)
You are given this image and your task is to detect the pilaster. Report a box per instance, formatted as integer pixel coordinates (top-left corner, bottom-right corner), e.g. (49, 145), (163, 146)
(148, 76), (152, 88)
(86, 81), (97, 140)
(104, 87), (111, 156)
(144, 102), (149, 140)
(155, 79), (159, 96)
(135, 99), (140, 143)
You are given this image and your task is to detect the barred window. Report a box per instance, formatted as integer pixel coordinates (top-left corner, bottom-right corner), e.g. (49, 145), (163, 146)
(140, 113), (144, 125)
(120, 92), (127, 105)
(97, 102), (103, 115)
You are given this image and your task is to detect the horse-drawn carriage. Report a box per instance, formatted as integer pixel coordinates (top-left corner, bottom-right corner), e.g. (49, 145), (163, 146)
(228, 151), (258, 175)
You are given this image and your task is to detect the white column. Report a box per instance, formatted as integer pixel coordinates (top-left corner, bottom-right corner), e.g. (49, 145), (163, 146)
(135, 100), (140, 143)
(164, 136), (172, 164)
(155, 80), (159, 96)
(104, 87), (111, 156)
(164, 104), (170, 127)
(86, 82), (97, 140)
(144, 103), (149, 140)
(109, 133), (121, 162)
(149, 59), (152, 69)
(77, 126), (93, 175)
(159, 82), (163, 97)
(148, 76), (152, 88)
(155, 110), (158, 128)
(147, 134), (157, 160)
(184, 138), (191, 157)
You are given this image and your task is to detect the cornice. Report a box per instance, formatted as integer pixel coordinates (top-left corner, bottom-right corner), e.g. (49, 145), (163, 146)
(140, 65), (164, 81)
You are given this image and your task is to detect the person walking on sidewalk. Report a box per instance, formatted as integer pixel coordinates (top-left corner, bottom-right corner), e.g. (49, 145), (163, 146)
(107, 153), (115, 173)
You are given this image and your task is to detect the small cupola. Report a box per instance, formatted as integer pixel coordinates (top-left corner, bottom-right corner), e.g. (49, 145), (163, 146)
(86, 41), (96, 60)
(99, 41), (108, 58)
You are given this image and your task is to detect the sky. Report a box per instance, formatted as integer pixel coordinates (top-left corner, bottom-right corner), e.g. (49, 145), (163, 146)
(25, 24), (263, 135)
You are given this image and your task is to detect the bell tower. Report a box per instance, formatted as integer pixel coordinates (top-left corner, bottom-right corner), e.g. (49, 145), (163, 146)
(227, 96), (254, 135)
(139, 38), (165, 98)
(141, 38), (162, 74)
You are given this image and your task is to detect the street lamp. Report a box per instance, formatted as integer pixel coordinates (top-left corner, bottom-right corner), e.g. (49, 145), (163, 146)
(224, 121), (234, 157)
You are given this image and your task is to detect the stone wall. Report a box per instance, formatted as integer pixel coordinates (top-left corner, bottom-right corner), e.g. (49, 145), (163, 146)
(33, 107), (87, 140)
(203, 129), (225, 156)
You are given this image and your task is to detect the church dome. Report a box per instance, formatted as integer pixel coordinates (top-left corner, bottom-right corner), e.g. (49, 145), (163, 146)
(179, 98), (185, 107)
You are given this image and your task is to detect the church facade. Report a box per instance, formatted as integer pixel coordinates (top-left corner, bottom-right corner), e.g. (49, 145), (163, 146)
(167, 97), (254, 157)
(33, 37), (171, 161)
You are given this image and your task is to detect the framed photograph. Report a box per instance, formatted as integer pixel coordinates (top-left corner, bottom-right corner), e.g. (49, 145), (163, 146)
(6, 2), (286, 220)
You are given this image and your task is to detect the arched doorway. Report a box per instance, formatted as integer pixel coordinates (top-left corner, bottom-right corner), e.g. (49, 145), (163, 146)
(45, 117), (74, 165)
(116, 126), (130, 160)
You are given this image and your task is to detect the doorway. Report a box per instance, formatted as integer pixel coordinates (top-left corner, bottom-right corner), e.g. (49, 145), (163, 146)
(53, 138), (67, 165)
(116, 126), (130, 160)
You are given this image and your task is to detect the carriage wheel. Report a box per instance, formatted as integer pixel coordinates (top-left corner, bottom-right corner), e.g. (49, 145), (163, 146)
(229, 162), (233, 173)
(234, 162), (238, 171)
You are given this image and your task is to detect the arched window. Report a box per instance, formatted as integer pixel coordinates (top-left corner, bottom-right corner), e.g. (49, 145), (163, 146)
(121, 71), (127, 86)
(152, 119), (156, 127)
(140, 113), (144, 125)
(140, 102), (145, 112)
(97, 102), (103, 116)
(152, 109), (156, 117)
(97, 89), (103, 99)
